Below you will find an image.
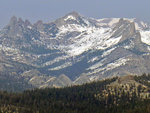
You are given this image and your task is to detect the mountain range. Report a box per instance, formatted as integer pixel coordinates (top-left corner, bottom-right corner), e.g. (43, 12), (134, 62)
(0, 12), (150, 90)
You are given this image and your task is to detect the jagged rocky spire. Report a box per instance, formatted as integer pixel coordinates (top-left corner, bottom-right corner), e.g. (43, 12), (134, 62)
(9, 16), (18, 27)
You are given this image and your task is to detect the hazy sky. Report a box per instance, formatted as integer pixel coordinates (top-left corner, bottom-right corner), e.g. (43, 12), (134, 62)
(0, 0), (150, 28)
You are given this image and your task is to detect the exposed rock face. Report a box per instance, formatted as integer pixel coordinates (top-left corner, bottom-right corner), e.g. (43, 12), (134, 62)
(0, 12), (150, 90)
(34, 20), (44, 31)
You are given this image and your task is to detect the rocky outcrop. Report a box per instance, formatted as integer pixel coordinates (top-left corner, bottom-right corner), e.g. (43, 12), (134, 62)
(0, 12), (150, 90)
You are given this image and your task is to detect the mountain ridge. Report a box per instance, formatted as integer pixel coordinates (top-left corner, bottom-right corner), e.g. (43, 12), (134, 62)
(0, 12), (150, 90)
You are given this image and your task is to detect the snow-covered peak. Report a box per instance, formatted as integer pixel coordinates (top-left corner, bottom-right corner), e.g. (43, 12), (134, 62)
(122, 18), (149, 30)
(63, 12), (80, 21)
(52, 11), (91, 28)
(65, 11), (81, 18)
(55, 16), (150, 56)
(97, 18), (120, 27)
(64, 15), (77, 21)
(57, 23), (122, 56)
(1, 13), (150, 88)
(96, 18), (149, 30)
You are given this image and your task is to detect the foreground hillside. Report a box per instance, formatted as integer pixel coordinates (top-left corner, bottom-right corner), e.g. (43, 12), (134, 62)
(0, 74), (150, 113)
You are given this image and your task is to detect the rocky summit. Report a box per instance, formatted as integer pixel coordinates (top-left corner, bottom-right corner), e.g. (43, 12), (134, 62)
(0, 12), (150, 90)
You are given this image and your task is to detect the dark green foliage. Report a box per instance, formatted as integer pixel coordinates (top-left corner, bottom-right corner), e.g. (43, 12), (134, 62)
(0, 73), (33, 92)
(0, 75), (150, 113)
(134, 73), (150, 87)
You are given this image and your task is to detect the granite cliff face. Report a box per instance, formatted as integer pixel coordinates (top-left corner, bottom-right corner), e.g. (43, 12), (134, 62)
(0, 12), (150, 90)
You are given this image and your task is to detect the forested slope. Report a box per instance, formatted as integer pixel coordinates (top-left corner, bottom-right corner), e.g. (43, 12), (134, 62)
(0, 74), (150, 113)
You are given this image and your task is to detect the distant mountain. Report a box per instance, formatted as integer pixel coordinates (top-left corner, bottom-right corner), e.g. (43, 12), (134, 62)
(0, 12), (150, 90)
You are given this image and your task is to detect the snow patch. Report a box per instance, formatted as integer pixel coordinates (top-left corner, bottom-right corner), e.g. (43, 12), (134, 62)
(140, 30), (150, 45)
(87, 57), (130, 76)
(123, 18), (135, 23)
(42, 55), (70, 66)
(147, 46), (150, 51)
(124, 40), (134, 49)
(48, 62), (72, 71)
(64, 15), (76, 21)
(89, 76), (99, 81)
(27, 26), (32, 29)
(61, 26), (121, 56)
(108, 18), (120, 27)
(88, 57), (99, 63)
(97, 18), (119, 27)
(102, 47), (116, 57)
(87, 58), (106, 71)
(103, 57), (130, 71)
(140, 21), (148, 28)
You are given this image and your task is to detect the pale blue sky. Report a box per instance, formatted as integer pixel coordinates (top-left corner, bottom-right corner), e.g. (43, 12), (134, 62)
(0, 0), (150, 28)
